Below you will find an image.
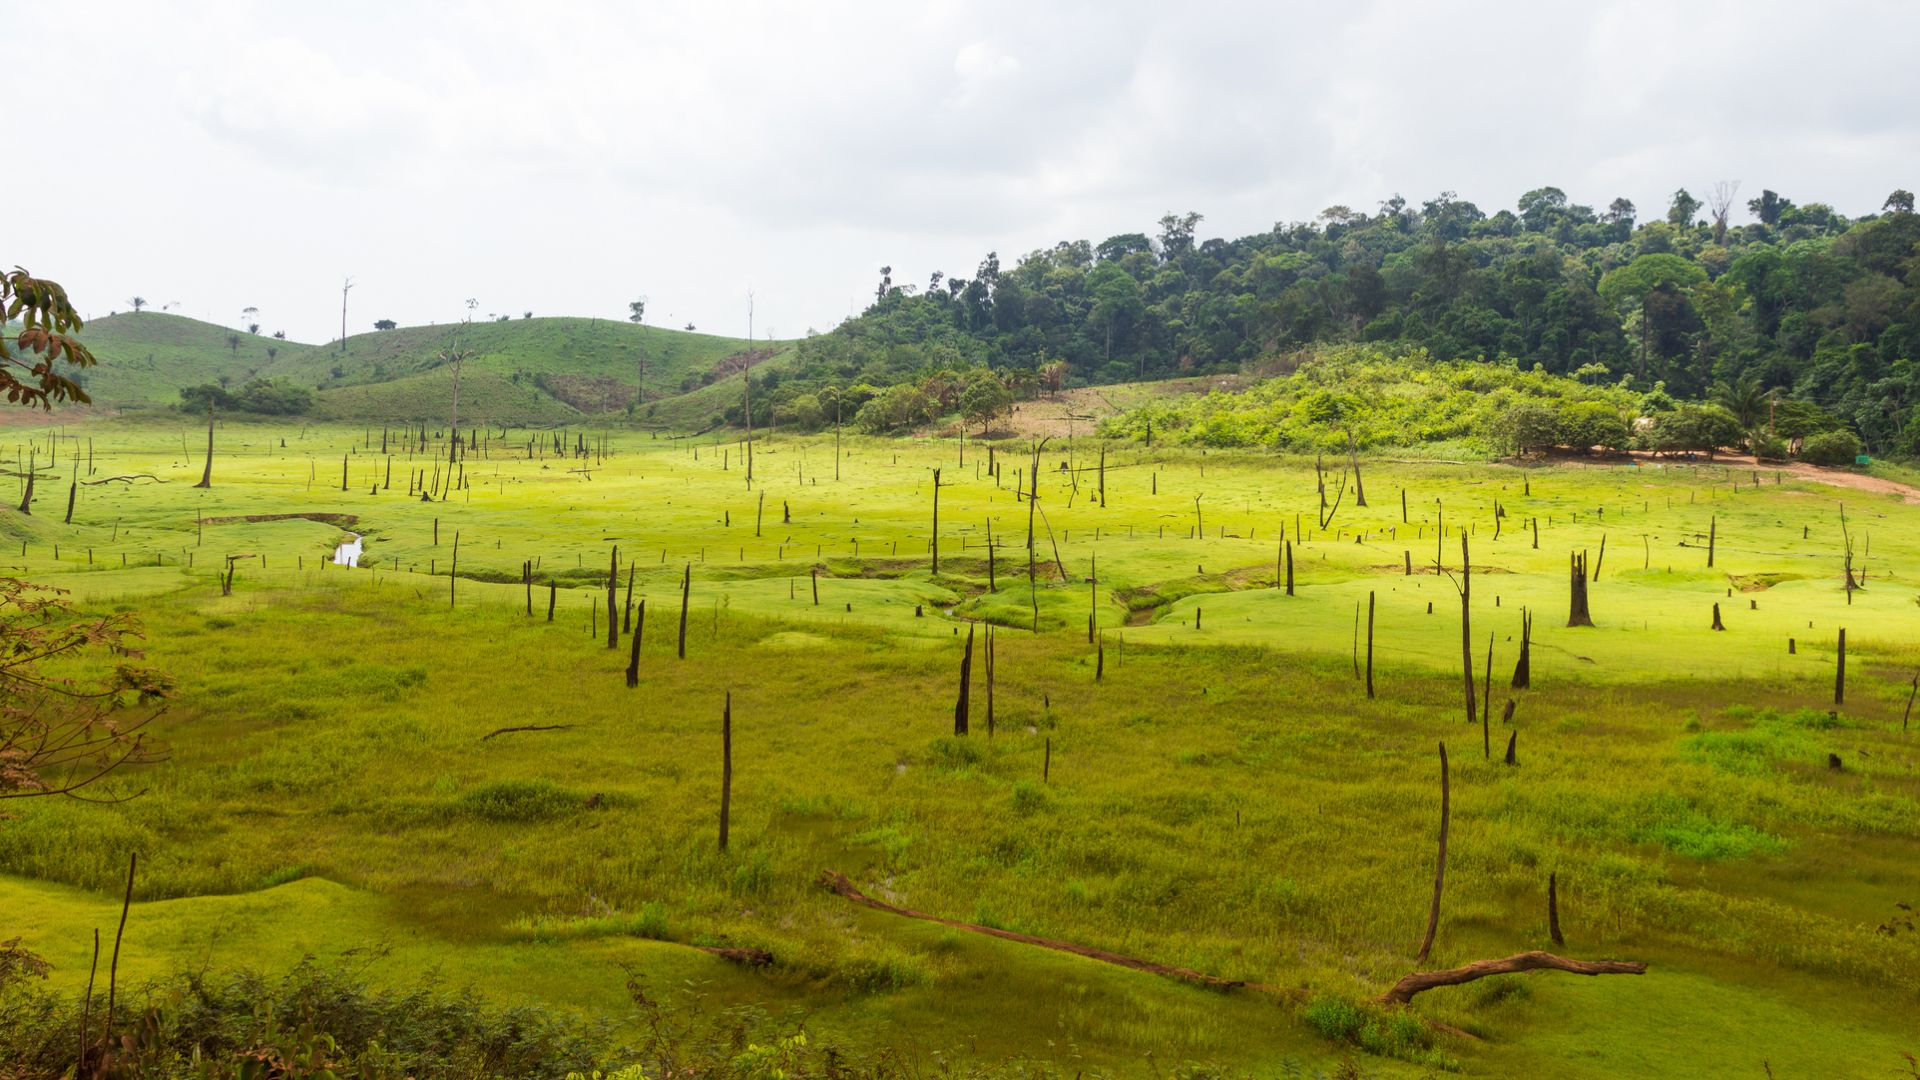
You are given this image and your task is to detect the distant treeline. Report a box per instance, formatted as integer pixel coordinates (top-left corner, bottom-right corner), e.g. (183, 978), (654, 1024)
(768, 186), (1918, 453)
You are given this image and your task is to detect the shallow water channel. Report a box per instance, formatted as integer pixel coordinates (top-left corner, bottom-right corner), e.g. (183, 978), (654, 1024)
(332, 533), (363, 567)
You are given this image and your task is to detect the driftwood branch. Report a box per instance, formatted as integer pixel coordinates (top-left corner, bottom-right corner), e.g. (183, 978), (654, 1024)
(820, 871), (1255, 990)
(479, 724), (576, 740)
(81, 474), (165, 486)
(1377, 950), (1647, 1005)
(695, 945), (775, 966)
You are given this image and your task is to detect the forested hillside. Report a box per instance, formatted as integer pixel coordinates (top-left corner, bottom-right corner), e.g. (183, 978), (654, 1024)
(780, 187), (1920, 452)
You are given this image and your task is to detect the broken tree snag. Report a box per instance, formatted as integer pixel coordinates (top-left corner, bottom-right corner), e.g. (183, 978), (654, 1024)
(1593, 533), (1606, 581)
(930, 466), (941, 574)
(1365, 591), (1376, 699)
(1511, 609), (1532, 689)
(626, 599), (645, 688)
(1346, 427), (1367, 507)
(677, 563), (691, 659)
(193, 403), (215, 489)
(1835, 627), (1846, 705)
(719, 692), (732, 851)
(1567, 551), (1593, 627)
(480, 724), (576, 740)
(623, 563), (635, 632)
(985, 626), (996, 733)
(1711, 602), (1725, 631)
(606, 547), (620, 649)
(1504, 730), (1517, 766)
(954, 623), (975, 735)
(812, 566), (821, 605)
(817, 871), (1250, 989)
(1416, 741), (1450, 965)
(547, 581), (557, 622)
(1457, 534), (1475, 726)
(1548, 872), (1564, 944)
(1377, 951), (1646, 1006)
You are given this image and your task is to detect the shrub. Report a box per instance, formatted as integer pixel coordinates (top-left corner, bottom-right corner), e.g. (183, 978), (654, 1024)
(455, 778), (583, 822)
(1800, 429), (1863, 466)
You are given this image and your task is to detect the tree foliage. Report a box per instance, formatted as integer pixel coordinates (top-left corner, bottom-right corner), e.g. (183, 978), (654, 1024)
(771, 187), (1920, 453)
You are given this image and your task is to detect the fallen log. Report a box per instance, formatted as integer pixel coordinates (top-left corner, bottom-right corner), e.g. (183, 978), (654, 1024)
(1377, 950), (1647, 1005)
(81, 474), (166, 485)
(819, 870), (1251, 990)
(479, 724), (576, 740)
(695, 945), (775, 966)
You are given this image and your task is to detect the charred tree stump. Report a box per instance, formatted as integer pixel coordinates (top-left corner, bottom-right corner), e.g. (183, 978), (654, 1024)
(1512, 609), (1532, 688)
(1567, 552), (1593, 627)
(1711, 603), (1725, 631)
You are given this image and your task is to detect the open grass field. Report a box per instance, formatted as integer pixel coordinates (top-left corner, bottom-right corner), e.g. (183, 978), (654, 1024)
(4, 417), (1919, 1076)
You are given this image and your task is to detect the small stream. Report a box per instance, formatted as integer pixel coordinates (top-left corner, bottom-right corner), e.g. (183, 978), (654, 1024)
(332, 533), (363, 567)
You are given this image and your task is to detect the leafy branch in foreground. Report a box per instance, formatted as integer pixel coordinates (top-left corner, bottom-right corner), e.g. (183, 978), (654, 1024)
(0, 578), (172, 804)
(1, 267), (99, 409)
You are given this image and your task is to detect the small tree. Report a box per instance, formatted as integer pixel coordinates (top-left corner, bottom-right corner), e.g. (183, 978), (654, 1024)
(628, 298), (647, 324)
(374, 319), (397, 331)
(127, 295), (147, 313)
(959, 371), (1013, 434)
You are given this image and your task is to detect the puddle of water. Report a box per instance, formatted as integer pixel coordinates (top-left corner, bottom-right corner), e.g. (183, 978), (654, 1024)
(333, 533), (363, 567)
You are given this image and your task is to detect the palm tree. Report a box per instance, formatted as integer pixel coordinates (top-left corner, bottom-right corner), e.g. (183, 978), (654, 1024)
(1711, 374), (1769, 450)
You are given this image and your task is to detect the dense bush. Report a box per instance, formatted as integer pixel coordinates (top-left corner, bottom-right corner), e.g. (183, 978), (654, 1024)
(1800, 429), (1864, 466)
(1101, 346), (1638, 453)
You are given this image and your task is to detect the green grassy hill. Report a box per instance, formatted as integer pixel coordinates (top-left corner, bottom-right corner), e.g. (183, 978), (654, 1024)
(66, 312), (790, 426)
(67, 312), (317, 406)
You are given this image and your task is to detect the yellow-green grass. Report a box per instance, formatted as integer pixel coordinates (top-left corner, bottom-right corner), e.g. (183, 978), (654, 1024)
(2, 420), (1918, 1076)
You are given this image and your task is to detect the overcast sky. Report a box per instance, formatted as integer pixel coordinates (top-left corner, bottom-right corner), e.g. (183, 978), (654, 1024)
(13, 1), (1919, 344)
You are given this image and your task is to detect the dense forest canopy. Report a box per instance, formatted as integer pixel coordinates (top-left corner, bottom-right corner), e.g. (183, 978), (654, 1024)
(772, 186), (1920, 453)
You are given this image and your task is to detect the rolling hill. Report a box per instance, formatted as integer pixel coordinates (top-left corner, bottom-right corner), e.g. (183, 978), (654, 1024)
(62, 311), (792, 426)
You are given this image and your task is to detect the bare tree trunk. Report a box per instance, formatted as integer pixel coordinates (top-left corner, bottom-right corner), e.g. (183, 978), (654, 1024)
(677, 564), (690, 659)
(1459, 535), (1475, 726)
(193, 404), (215, 489)
(954, 624), (974, 735)
(1347, 427), (1367, 506)
(606, 548), (620, 649)
(1365, 591), (1376, 699)
(1835, 628), (1846, 705)
(626, 600), (645, 687)
(718, 692), (732, 850)
(1548, 872), (1564, 945)
(1416, 742), (1450, 964)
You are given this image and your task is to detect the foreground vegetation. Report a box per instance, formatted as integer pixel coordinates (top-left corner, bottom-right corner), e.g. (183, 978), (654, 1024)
(3, 415), (1919, 1076)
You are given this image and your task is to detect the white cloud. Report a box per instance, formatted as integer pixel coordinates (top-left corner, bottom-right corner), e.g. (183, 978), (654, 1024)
(9, 0), (1918, 344)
